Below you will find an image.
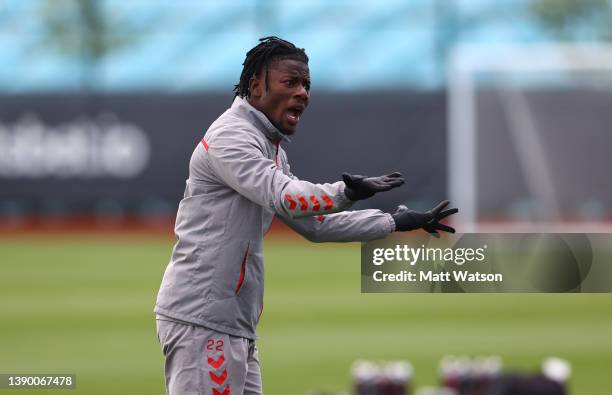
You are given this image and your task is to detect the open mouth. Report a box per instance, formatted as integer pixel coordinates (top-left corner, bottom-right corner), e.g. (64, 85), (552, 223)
(285, 105), (305, 126)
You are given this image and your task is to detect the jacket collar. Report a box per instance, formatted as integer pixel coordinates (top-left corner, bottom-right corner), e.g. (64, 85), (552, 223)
(230, 96), (291, 144)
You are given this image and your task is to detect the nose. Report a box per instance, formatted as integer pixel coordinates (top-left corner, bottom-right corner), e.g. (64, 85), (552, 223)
(295, 84), (309, 105)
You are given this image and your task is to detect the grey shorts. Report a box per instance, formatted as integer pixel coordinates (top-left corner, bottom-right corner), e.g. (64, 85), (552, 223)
(156, 319), (263, 395)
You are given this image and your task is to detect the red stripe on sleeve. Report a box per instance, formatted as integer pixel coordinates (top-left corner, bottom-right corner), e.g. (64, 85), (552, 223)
(297, 196), (308, 211)
(201, 137), (209, 151)
(321, 195), (333, 210)
(285, 194), (297, 210)
(309, 195), (320, 211)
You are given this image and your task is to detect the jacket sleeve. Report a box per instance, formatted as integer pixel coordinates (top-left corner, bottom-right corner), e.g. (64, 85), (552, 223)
(279, 209), (396, 243)
(206, 130), (353, 219)
(277, 156), (395, 242)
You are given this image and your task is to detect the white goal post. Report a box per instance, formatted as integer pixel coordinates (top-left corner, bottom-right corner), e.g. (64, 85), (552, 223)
(447, 43), (612, 233)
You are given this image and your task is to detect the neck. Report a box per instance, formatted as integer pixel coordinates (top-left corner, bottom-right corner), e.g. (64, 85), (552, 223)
(245, 97), (286, 137)
(246, 96), (262, 112)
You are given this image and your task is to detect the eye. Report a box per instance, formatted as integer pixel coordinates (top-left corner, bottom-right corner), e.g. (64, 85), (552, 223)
(283, 79), (296, 87)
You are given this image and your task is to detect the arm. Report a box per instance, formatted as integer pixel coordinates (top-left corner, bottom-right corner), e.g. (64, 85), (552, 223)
(207, 130), (352, 219)
(278, 209), (396, 243)
(274, 152), (400, 241)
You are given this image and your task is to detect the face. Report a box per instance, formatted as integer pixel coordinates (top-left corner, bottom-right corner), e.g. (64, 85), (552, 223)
(247, 58), (310, 135)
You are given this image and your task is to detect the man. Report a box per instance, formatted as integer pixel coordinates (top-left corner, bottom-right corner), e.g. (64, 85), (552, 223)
(155, 37), (457, 395)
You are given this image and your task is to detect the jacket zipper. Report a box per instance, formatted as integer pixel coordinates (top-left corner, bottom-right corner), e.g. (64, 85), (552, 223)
(265, 141), (281, 235)
(275, 141), (280, 166)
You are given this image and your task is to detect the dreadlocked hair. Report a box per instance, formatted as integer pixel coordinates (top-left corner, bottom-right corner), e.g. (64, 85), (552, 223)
(233, 36), (308, 98)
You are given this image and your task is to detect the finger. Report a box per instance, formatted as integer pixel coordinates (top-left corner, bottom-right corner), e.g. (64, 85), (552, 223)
(437, 207), (459, 220)
(385, 172), (402, 178)
(430, 200), (450, 216)
(370, 180), (393, 191)
(383, 174), (404, 181)
(369, 183), (394, 193)
(385, 178), (404, 187)
(433, 222), (455, 233)
(374, 178), (404, 190)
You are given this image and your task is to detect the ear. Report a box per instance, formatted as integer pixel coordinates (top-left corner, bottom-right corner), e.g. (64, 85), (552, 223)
(248, 75), (263, 98)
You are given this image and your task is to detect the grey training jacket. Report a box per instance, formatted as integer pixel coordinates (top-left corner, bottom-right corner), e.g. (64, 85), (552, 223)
(154, 97), (395, 339)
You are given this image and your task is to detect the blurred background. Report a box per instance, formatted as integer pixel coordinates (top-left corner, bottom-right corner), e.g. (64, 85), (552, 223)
(1, 0), (611, 394)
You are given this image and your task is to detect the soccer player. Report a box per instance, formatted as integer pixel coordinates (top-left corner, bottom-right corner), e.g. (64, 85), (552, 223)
(155, 36), (457, 395)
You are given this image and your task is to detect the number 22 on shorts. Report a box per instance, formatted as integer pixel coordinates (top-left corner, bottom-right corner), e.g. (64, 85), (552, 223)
(206, 339), (224, 352)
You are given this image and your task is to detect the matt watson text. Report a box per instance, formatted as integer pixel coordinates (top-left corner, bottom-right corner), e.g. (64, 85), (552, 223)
(372, 270), (503, 283)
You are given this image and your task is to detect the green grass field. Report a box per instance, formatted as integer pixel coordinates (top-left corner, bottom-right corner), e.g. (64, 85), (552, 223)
(1, 235), (611, 394)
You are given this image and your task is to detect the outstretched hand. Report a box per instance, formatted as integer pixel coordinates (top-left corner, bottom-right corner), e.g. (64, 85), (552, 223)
(342, 172), (404, 201)
(391, 200), (458, 237)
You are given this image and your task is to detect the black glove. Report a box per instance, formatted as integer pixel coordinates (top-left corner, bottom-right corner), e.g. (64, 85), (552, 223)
(342, 172), (404, 201)
(391, 200), (458, 237)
